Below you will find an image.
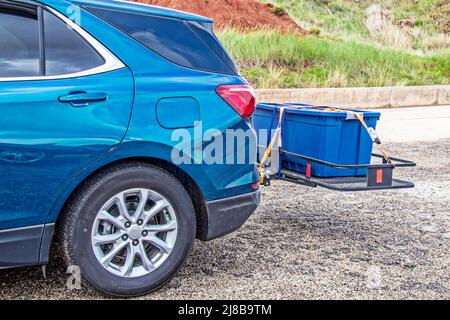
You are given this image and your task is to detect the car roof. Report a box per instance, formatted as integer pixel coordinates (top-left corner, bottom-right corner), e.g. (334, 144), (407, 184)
(4, 0), (212, 22)
(66, 0), (213, 23)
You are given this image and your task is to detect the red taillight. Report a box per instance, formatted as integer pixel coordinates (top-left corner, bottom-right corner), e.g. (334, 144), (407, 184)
(216, 85), (256, 119)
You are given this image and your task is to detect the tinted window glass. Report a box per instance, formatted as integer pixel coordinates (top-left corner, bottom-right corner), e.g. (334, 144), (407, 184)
(43, 10), (104, 76)
(187, 21), (239, 75)
(0, 10), (40, 77)
(88, 7), (234, 74)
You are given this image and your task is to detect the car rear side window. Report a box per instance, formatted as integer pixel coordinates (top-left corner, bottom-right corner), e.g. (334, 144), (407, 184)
(0, 9), (40, 77)
(43, 10), (105, 76)
(87, 7), (236, 74)
(186, 21), (239, 75)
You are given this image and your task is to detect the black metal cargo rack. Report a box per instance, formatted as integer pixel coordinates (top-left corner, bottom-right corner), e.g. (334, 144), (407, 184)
(263, 148), (416, 192)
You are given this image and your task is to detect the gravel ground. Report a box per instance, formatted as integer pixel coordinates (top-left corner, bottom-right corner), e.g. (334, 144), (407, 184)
(1, 140), (449, 300)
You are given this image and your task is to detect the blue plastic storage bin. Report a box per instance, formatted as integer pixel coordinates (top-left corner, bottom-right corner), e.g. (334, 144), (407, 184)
(253, 103), (381, 177)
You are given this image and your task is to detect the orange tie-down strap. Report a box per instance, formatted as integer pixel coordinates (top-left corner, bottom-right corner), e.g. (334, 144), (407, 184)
(258, 106), (391, 185)
(258, 107), (285, 185)
(323, 108), (391, 164)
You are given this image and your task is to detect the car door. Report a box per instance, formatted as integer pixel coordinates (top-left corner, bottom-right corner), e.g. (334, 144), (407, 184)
(0, 3), (134, 230)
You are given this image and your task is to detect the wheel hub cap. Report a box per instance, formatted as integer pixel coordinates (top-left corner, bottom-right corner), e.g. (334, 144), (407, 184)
(128, 226), (141, 240)
(91, 188), (178, 278)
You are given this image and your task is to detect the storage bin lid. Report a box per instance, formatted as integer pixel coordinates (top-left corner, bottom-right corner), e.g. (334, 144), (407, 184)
(256, 102), (381, 119)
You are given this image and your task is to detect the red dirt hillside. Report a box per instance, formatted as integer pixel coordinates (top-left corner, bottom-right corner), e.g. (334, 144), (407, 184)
(135, 0), (306, 34)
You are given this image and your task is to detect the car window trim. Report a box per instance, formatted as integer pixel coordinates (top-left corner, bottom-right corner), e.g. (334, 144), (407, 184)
(0, 5), (125, 82)
(37, 6), (46, 76)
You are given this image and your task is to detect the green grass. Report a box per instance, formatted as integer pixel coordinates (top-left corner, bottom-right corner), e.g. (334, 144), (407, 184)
(261, 0), (450, 37)
(261, 0), (369, 40)
(217, 29), (450, 88)
(260, 0), (450, 53)
(217, 0), (450, 88)
(386, 0), (449, 34)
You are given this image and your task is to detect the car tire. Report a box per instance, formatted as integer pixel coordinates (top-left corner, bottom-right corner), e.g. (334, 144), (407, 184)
(59, 161), (196, 297)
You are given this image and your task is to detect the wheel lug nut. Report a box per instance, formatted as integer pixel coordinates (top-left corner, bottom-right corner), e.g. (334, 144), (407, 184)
(125, 221), (131, 228)
(132, 240), (139, 246)
(142, 231), (148, 237)
(122, 235), (128, 241)
(137, 219), (143, 226)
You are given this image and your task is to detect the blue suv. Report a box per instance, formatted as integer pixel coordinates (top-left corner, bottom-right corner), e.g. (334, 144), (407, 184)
(0, 0), (260, 296)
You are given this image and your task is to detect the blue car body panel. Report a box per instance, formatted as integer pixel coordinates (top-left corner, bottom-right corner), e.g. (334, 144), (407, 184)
(0, 0), (259, 234)
(0, 68), (135, 229)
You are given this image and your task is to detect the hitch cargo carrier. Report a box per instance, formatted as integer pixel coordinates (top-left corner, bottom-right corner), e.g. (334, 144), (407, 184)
(254, 102), (416, 191)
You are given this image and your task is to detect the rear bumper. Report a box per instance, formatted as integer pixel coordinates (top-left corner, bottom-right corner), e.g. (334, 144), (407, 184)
(199, 189), (260, 241)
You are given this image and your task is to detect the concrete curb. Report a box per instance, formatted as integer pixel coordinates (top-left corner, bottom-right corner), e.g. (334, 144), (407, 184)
(255, 85), (450, 109)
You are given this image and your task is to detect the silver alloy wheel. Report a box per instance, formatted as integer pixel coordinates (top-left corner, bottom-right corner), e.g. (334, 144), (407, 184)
(91, 188), (178, 278)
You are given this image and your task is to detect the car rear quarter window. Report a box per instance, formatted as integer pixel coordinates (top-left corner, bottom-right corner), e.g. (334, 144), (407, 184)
(0, 9), (40, 77)
(87, 7), (236, 75)
(43, 10), (105, 76)
(186, 21), (239, 75)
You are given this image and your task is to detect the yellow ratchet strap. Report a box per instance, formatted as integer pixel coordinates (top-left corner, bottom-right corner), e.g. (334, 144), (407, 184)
(258, 107), (285, 185)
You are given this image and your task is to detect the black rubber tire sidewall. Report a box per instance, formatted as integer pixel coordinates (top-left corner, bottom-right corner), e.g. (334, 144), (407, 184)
(63, 163), (195, 297)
